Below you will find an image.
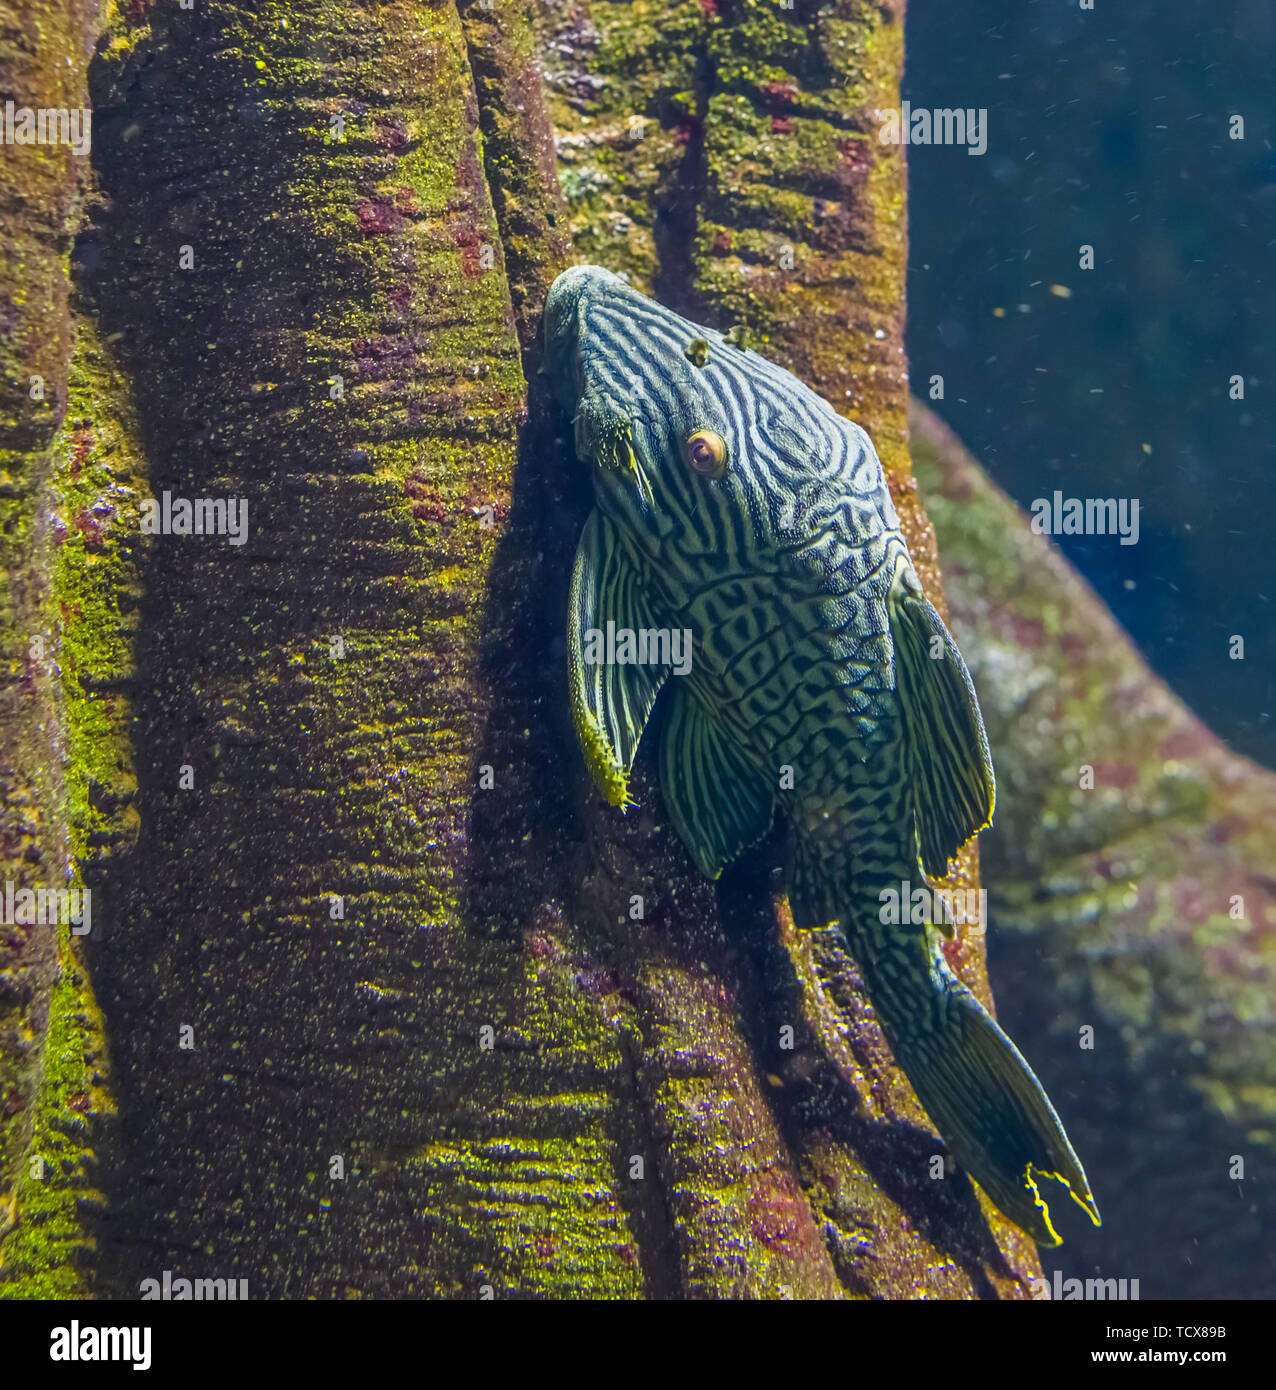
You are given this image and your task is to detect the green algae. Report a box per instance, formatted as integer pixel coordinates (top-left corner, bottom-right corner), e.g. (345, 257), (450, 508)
(2, 0), (1050, 1302)
(0, 940), (110, 1298)
(0, 317), (143, 1296)
(0, 0), (110, 1298)
(9, 0), (661, 1301)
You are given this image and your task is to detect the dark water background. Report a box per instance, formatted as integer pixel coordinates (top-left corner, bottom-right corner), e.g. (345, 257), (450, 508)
(905, 0), (1275, 770)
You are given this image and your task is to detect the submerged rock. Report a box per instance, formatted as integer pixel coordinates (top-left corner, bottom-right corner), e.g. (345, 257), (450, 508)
(911, 401), (1275, 1299)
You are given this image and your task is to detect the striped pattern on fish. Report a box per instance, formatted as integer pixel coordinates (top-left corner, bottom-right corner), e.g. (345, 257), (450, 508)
(544, 264), (1100, 1247)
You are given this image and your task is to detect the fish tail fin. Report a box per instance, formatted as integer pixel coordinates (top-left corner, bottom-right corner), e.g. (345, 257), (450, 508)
(858, 933), (1101, 1246)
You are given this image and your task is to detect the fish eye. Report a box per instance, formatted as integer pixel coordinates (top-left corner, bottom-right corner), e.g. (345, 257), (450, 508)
(682, 429), (728, 479)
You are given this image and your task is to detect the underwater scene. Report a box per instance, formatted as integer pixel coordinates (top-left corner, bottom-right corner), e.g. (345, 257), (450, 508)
(0, 0), (1270, 1332)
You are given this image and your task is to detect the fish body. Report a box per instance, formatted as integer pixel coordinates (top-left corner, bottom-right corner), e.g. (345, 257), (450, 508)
(543, 264), (1100, 1246)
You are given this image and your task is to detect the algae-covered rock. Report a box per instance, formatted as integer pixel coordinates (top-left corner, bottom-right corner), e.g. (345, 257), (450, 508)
(2, 0), (1070, 1302)
(0, 0), (109, 1300)
(911, 401), (1275, 1299)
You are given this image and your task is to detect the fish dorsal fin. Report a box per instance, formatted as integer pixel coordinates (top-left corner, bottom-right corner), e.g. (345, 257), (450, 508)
(887, 567), (996, 879)
(568, 508), (669, 807)
(658, 684), (775, 879)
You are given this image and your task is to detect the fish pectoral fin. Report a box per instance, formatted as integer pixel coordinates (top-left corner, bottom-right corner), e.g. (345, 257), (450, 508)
(569, 508), (670, 807)
(888, 574), (996, 879)
(658, 685), (775, 879)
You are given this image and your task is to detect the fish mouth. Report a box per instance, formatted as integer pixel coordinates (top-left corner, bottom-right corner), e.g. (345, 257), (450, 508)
(544, 265), (658, 509)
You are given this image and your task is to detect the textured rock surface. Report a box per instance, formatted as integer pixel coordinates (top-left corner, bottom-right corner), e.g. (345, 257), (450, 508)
(3, 0), (1048, 1300)
(0, 0), (109, 1297)
(912, 401), (1275, 1298)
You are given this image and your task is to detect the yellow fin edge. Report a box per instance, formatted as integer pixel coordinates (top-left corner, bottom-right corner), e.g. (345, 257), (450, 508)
(574, 703), (636, 811)
(1023, 1163), (1103, 1246)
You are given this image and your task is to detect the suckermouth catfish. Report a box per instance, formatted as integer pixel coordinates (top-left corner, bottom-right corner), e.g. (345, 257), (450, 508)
(542, 264), (1101, 1247)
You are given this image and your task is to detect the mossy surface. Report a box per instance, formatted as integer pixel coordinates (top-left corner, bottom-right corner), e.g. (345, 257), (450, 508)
(0, 314), (136, 1298)
(0, 940), (111, 1298)
(5, 0), (1058, 1300)
(912, 401), (1276, 1296)
(0, 0), (109, 1298)
(5, 0), (667, 1300)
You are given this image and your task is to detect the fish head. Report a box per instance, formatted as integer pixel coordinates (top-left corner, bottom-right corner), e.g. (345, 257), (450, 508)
(543, 264), (893, 569)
